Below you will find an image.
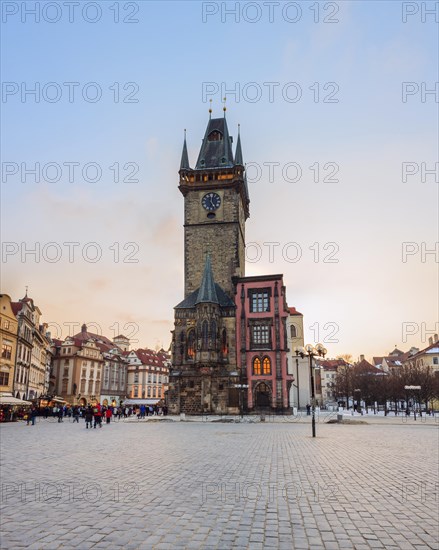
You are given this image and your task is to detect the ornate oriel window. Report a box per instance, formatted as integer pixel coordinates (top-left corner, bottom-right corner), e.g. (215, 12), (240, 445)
(253, 357), (261, 375)
(262, 357), (271, 375)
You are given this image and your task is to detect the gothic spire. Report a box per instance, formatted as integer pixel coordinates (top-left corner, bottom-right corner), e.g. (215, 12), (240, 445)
(195, 254), (219, 304)
(235, 124), (243, 166)
(180, 129), (190, 170)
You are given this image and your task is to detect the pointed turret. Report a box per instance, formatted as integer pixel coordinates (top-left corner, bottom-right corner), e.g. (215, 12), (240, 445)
(195, 254), (219, 304)
(195, 117), (234, 169)
(235, 125), (243, 166)
(180, 130), (190, 170)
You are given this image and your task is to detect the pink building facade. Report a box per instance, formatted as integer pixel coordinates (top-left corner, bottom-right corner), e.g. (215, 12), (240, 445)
(234, 275), (294, 411)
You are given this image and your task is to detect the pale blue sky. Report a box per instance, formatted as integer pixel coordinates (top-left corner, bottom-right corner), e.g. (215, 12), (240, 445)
(2, 1), (438, 357)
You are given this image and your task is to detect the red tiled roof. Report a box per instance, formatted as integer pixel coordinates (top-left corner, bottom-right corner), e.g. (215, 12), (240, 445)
(131, 348), (170, 368)
(288, 306), (302, 315)
(11, 302), (22, 316)
(354, 359), (382, 374)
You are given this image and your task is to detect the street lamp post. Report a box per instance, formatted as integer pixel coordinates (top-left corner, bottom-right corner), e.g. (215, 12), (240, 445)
(295, 344), (327, 438)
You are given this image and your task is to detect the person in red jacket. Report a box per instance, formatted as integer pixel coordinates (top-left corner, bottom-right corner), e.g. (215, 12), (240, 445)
(105, 407), (112, 424)
(93, 403), (102, 428)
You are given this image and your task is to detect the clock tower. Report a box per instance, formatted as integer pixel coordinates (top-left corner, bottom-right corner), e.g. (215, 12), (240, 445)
(167, 112), (250, 414)
(179, 115), (250, 298)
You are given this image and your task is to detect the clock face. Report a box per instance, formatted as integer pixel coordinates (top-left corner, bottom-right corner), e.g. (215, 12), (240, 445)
(201, 192), (221, 211)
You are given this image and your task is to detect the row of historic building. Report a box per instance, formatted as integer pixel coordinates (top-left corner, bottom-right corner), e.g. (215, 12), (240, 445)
(0, 293), (171, 407)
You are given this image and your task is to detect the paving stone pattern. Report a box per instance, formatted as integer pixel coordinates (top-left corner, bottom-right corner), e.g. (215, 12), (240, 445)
(0, 417), (438, 549)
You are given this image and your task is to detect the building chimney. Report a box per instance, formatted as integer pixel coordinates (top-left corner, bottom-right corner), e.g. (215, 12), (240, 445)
(434, 333), (438, 343)
(81, 323), (87, 334)
(429, 336), (433, 346)
(360, 354), (365, 362)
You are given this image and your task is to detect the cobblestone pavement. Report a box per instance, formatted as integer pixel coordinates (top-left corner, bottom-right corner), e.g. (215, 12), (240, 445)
(1, 417), (438, 549)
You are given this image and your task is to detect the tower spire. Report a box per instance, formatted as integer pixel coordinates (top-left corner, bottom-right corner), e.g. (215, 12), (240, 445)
(180, 129), (190, 170)
(195, 254), (219, 304)
(235, 124), (243, 166)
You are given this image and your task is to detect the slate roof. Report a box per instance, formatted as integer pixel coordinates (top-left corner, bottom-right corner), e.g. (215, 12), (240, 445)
(195, 255), (218, 304)
(175, 284), (234, 309)
(195, 117), (234, 169)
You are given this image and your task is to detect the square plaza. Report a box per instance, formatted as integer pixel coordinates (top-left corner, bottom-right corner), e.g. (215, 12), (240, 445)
(1, 416), (438, 549)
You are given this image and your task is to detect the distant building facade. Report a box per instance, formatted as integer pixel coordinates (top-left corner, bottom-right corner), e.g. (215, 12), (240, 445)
(126, 348), (170, 401)
(0, 294), (18, 396)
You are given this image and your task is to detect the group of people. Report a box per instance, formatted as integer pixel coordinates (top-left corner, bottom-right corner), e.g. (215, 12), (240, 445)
(20, 402), (168, 427)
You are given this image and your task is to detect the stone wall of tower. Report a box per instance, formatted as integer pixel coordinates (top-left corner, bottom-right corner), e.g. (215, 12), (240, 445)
(184, 187), (245, 298)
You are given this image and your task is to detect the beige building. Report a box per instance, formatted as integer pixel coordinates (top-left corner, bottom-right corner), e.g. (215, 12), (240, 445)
(126, 348), (170, 402)
(404, 336), (439, 373)
(12, 295), (35, 400)
(0, 294), (18, 396)
(286, 307), (309, 409)
(52, 324), (129, 405)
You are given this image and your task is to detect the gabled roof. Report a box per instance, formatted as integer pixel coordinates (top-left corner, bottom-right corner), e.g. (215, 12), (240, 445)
(131, 348), (171, 368)
(288, 306), (303, 316)
(195, 117), (234, 169)
(11, 302), (22, 316)
(410, 340), (439, 358)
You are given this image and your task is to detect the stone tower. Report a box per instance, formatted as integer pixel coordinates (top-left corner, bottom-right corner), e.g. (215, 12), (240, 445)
(167, 113), (250, 414)
(179, 116), (249, 298)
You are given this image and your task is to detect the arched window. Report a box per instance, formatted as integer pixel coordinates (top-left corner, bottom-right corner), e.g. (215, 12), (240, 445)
(179, 331), (185, 357)
(187, 329), (195, 359)
(222, 329), (228, 355)
(290, 325), (297, 338)
(253, 357), (261, 375)
(202, 321), (209, 350)
(210, 320), (217, 340)
(262, 357), (271, 375)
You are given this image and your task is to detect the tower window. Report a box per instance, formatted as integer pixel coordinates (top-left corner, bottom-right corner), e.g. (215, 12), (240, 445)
(290, 325), (297, 339)
(250, 290), (270, 313)
(208, 130), (222, 142)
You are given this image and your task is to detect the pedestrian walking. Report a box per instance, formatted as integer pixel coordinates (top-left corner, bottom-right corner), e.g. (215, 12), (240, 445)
(57, 407), (64, 423)
(85, 406), (93, 429)
(72, 406), (80, 423)
(105, 408), (112, 424)
(93, 403), (102, 428)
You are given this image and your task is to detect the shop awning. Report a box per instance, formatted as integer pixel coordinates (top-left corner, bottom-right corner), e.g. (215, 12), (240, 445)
(122, 399), (161, 406)
(0, 395), (32, 406)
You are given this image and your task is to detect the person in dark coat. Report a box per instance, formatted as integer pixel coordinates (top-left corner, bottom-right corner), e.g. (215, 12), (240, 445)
(85, 406), (93, 429)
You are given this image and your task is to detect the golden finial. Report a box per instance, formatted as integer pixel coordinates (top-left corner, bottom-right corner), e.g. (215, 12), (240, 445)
(209, 99), (212, 118)
(222, 96), (227, 115)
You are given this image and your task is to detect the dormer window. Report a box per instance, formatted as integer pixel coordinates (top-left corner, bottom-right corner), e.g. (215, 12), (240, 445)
(208, 130), (222, 142)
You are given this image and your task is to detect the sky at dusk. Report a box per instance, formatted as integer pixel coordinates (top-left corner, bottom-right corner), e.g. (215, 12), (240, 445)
(1, 1), (438, 360)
